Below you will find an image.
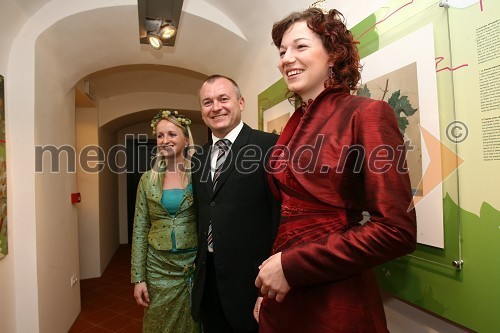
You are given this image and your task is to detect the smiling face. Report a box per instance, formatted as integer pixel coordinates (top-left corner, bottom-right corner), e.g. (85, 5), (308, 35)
(155, 119), (189, 160)
(199, 77), (244, 138)
(278, 20), (332, 102)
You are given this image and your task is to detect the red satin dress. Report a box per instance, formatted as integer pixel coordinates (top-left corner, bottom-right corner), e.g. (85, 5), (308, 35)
(259, 88), (417, 332)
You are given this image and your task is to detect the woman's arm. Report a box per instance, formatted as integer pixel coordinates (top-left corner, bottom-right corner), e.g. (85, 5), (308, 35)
(266, 100), (417, 289)
(131, 175), (152, 284)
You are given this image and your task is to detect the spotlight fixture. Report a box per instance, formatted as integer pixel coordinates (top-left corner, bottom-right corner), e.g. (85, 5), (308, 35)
(145, 17), (177, 50)
(159, 24), (176, 39)
(138, 0), (183, 49)
(147, 33), (163, 50)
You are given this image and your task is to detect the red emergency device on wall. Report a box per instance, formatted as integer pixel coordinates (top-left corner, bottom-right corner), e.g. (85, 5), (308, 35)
(71, 193), (81, 204)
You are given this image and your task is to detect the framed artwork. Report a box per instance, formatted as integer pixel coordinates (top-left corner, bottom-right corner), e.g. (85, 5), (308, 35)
(360, 24), (443, 248)
(0, 74), (6, 259)
(357, 62), (423, 197)
(263, 99), (292, 134)
(258, 79), (290, 132)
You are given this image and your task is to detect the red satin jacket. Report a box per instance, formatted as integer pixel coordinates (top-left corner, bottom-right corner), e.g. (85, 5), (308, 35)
(259, 87), (417, 332)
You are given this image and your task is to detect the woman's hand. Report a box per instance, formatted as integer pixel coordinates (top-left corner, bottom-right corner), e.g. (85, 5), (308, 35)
(253, 296), (263, 322)
(255, 252), (291, 303)
(134, 282), (150, 307)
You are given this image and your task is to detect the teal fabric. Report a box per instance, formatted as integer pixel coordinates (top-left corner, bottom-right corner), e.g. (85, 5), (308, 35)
(161, 185), (193, 252)
(131, 170), (200, 333)
(161, 188), (185, 215)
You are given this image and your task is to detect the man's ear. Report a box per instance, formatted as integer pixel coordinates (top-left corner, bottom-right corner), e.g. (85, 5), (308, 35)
(239, 96), (245, 112)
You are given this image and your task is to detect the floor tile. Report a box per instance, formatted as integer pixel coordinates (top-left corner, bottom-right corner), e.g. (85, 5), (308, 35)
(68, 318), (96, 333)
(71, 244), (143, 333)
(116, 320), (142, 333)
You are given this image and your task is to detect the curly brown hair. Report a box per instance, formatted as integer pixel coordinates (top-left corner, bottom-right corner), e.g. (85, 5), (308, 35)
(271, 8), (361, 93)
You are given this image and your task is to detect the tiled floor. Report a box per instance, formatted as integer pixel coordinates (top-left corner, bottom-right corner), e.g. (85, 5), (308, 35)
(69, 244), (144, 332)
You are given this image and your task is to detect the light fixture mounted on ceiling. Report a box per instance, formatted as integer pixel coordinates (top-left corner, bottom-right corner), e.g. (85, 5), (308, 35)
(145, 17), (178, 50)
(138, 0), (183, 49)
(145, 17), (177, 50)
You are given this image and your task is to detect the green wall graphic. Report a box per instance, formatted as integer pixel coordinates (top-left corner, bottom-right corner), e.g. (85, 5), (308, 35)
(355, 1), (500, 332)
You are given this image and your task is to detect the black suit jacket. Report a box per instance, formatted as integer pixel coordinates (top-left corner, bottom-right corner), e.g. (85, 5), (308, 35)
(191, 124), (280, 331)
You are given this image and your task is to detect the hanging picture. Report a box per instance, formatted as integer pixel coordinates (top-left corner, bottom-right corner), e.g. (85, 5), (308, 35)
(359, 24), (443, 248)
(0, 74), (6, 259)
(263, 99), (292, 134)
(357, 62), (422, 197)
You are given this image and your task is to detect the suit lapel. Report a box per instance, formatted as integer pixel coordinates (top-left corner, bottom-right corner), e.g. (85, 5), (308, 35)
(211, 124), (251, 196)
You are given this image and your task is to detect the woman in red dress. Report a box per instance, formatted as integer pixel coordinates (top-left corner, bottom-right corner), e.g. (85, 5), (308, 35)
(254, 8), (417, 332)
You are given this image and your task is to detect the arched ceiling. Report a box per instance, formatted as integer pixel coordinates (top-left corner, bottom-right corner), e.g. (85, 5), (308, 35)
(84, 65), (207, 99)
(13, 0), (385, 84)
(7, 0), (387, 128)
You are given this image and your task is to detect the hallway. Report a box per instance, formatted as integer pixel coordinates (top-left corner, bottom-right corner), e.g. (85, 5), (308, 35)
(69, 244), (143, 332)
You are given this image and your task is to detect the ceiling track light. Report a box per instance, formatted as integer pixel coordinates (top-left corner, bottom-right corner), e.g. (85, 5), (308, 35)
(146, 17), (177, 50)
(160, 24), (176, 39)
(138, 0), (183, 48)
(147, 33), (163, 50)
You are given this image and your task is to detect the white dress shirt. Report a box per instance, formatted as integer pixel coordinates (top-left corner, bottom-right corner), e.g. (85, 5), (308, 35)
(210, 121), (243, 180)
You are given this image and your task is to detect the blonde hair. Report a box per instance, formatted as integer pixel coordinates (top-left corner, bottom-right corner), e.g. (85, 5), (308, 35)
(149, 118), (195, 185)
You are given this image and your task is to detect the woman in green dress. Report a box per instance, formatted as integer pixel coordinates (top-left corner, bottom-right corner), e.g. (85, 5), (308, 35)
(131, 110), (200, 333)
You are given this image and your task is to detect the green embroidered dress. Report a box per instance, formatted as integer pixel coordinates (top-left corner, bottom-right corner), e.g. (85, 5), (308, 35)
(131, 170), (200, 333)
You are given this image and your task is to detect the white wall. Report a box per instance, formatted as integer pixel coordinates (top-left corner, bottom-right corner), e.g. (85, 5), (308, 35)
(34, 28), (81, 333)
(76, 107), (101, 279)
(0, 3), (20, 331)
(0, 1), (27, 69)
(0, 5), (37, 332)
(382, 292), (469, 333)
(2, 1), (135, 331)
(6, 11), (41, 333)
(4, 2), (138, 331)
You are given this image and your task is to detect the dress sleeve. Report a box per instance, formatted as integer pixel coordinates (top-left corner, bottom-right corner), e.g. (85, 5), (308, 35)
(131, 175), (151, 283)
(281, 100), (417, 287)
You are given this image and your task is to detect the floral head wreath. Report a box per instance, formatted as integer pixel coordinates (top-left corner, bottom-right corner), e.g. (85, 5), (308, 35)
(151, 109), (192, 134)
(309, 0), (328, 13)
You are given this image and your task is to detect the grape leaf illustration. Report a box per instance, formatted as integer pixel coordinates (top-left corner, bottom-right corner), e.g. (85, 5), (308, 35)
(357, 84), (371, 98)
(387, 90), (418, 135)
(357, 83), (418, 136)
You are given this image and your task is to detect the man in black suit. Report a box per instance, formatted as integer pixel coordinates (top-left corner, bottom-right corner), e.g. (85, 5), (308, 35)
(191, 75), (280, 333)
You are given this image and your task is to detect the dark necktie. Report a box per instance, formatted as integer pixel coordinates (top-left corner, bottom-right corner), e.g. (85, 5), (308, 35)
(207, 139), (231, 252)
(212, 139), (231, 190)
